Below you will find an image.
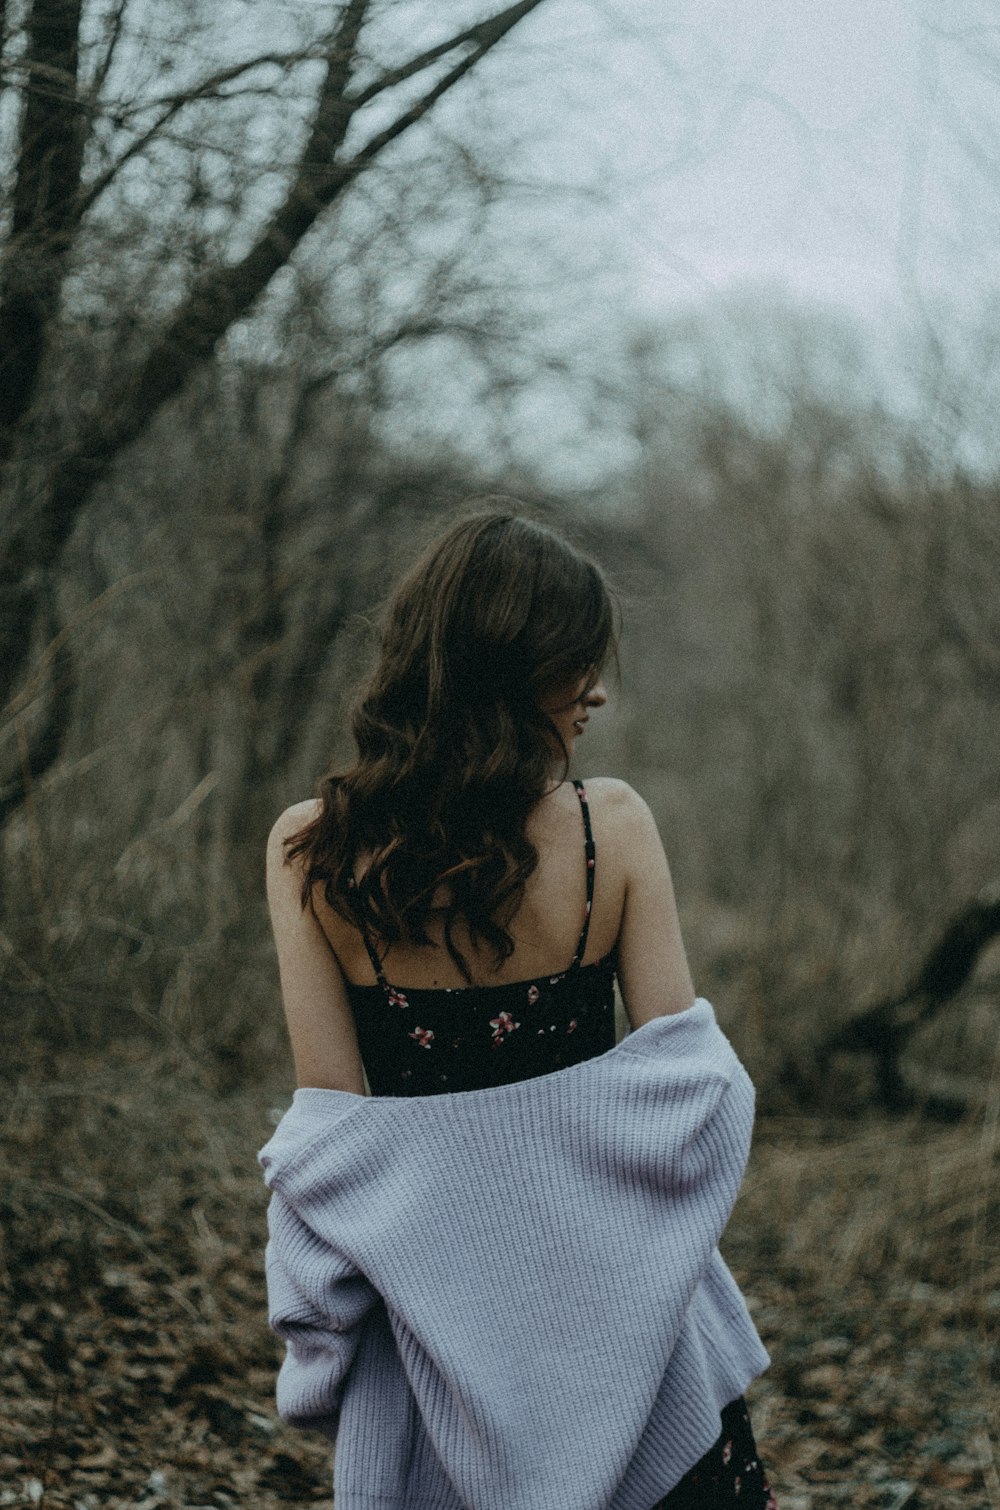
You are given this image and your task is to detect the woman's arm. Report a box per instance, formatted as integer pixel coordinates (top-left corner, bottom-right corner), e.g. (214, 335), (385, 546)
(611, 784), (696, 1029)
(266, 803), (367, 1094)
(265, 1188), (378, 1435)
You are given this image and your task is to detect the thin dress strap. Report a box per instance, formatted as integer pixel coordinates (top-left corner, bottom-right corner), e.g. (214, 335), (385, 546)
(346, 877), (391, 992)
(569, 778), (595, 970)
(350, 786), (596, 991)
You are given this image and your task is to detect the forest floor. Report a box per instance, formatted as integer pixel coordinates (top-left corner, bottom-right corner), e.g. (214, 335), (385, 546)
(1, 1044), (998, 1510)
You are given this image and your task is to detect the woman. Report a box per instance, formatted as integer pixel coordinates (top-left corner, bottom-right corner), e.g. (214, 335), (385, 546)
(264, 507), (777, 1510)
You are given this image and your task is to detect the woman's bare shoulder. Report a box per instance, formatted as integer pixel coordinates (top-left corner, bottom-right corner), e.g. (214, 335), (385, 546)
(266, 799), (322, 878)
(579, 775), (642, 801)
(580, 777), (664, 866)
(579, 776), (653, 823)
(275, 797), (322, 828)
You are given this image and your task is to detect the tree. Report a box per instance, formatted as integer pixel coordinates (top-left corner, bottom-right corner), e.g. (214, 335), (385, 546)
(614, 297), (1000, 1107)
(0, 0), (549, 825)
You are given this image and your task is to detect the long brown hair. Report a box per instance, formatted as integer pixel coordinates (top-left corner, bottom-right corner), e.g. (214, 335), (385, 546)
(285, 505), (618, 980)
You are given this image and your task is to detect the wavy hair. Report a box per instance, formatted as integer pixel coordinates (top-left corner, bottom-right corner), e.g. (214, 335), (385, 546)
(285, 506), (618, 981)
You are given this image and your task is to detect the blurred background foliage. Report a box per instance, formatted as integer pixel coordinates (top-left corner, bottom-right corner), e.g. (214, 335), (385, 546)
(0, 0), (997, 1113)
(4, 297), (998, 1108)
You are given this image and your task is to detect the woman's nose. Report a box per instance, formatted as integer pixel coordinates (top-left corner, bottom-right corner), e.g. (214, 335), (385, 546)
(586, 680), (608, 708)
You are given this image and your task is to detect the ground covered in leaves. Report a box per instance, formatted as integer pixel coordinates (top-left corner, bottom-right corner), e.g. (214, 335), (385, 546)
(1, 1045), (998, 1510)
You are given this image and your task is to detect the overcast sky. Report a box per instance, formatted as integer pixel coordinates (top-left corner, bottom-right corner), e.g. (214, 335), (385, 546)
(344, 0), (994, 480)
(224, 0), (997, 321)
(217, 0), (998, 481)
(497, 0), (999, 323)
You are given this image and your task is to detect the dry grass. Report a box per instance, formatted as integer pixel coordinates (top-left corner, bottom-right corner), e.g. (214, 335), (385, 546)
(727, 1105), (1000, 1509)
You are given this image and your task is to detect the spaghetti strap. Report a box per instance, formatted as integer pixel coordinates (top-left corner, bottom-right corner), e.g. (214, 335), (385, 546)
(350, 784), (596, 992)
(346, 878), (391, 991)
(569, 779), (595, 970)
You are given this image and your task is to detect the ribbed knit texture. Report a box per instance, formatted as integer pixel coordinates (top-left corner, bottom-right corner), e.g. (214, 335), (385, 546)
(259, 998), (770, 1510)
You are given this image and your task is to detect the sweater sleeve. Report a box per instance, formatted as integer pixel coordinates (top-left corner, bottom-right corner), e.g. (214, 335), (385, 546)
(264, 1186), (378, 1439)
(680, 1059), (756, 1236)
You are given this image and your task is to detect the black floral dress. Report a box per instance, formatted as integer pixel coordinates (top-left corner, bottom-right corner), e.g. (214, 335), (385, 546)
(344, 781), (778, 1510)
(651, 1398), (778, 1509)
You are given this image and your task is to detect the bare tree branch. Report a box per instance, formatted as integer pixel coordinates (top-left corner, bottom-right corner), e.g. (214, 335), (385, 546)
(344, 0), (545, 174)
(347, 0), (540, 109)
(73, 45), (334, 221)
(0, 0), (549, 828)
(64, 0), (548, 477)
(85, 0), (128, 108)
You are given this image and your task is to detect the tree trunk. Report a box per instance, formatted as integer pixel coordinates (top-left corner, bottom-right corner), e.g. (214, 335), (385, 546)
(0, 0), (548, 825)
(0, 0), (86, 456)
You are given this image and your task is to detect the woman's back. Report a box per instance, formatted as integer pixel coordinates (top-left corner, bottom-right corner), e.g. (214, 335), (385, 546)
(313, 778), (621, 1094)
(267, 512), (695, 1098)
(273, 773), (695, 1097)
(312, 777), (625, 991)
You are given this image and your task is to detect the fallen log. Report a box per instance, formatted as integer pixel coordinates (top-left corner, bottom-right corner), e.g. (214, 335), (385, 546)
(810, 884), (1000, 1113)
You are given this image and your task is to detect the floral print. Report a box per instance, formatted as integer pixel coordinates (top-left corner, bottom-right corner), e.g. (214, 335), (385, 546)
(489, 1009), (520, 1045)
(344, 778), (619, 1094)
(650, 1397), (777, 1510)
(347, 946), (617, 1093)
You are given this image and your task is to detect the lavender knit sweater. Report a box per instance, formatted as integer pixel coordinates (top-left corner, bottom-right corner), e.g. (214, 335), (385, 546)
(259, 998), (770, 1510)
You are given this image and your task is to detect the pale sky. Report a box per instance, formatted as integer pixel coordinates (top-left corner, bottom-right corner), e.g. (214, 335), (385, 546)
(473, 0), (997, 323)
(219, 0), (996, 319)
(195, 0), (1000, 480)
